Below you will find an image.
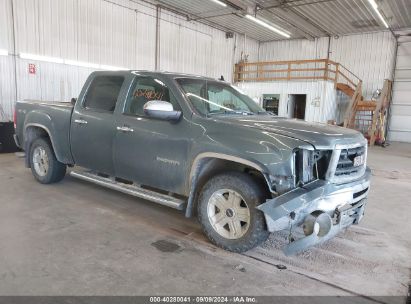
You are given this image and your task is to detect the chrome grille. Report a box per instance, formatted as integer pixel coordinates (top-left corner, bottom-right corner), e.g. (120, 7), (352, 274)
(335, 146), (366, 177)
(326, 142), (367, 183)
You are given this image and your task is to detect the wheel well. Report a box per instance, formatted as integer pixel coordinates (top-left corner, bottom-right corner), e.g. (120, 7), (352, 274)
(186, 157), (272, 217)
(24, 126), (51, 167)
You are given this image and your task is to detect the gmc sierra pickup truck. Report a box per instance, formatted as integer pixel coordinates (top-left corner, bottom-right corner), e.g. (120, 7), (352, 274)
(14, 71), (371, 255)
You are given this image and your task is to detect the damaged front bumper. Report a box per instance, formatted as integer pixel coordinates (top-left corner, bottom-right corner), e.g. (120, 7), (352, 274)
(257, 167), (371, 255)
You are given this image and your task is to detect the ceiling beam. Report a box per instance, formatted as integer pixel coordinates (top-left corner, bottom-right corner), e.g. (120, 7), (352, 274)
(150, 0), (238, 34)
(257, 0), (338, 11)
(262, 9), (316, 40)
(283, 5), (332, 37)
(255, 0), (335, 37)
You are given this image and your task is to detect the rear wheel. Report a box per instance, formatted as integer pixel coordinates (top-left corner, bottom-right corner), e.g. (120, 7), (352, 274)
(29, 138), (66, 184)
(197, 172), (269, 252)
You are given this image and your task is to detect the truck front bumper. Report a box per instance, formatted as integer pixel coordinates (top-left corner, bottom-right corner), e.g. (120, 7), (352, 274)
(257, 167), (371, 255)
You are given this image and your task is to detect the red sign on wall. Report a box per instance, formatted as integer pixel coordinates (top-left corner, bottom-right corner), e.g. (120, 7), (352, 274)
(28, 63), (36, 74)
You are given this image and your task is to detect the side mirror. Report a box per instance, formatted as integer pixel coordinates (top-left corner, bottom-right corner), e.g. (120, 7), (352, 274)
(70, 98), (77, 106)
(143, 100), (182, 121)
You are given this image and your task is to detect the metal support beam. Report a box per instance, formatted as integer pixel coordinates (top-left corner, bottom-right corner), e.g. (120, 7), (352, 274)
(265, 8), (316, 40)
(155, 5), (160, 71)
(257, 0), (333, 37)
(258, 0), (338, 11)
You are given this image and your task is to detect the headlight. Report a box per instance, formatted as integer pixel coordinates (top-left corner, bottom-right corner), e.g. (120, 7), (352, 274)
(294, 149), (333, 186)
(294, 149), (315, 186)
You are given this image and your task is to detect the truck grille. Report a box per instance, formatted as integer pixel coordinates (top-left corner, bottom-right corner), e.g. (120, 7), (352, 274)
(335, 146), (366, 177)
(325, 143), (367, 183)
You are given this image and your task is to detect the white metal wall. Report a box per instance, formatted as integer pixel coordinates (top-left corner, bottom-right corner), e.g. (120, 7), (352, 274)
(0, 0), (15, 121)
(329, 31), (397, 98)
(0, 0), (399, 125)
(258, 37), (329, 62)
(234, 34), (260, 63)
(237, 81), (337, 123)
(237, 31), (397, 124)
(0, 0), (258, 121)
(389, 40), (411, 143)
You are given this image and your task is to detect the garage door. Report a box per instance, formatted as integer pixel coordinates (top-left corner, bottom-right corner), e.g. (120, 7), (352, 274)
(389, 37), (411, 143)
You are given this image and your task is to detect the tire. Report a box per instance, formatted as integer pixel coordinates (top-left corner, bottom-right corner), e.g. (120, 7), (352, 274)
(29, 137), (66, 184)
(197, 172), (269, 253)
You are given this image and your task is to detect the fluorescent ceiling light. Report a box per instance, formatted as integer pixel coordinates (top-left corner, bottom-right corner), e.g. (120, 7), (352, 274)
(20, 53), (64, 63)
(0, 49), (8, 56)
(65, 59), (100, 69)
(366, 0), (389, 28)
(245, 14), (290, 38)
(100, 64), (128, 71)
(209, 0), (227, 7)
(19, 52), (128, 70)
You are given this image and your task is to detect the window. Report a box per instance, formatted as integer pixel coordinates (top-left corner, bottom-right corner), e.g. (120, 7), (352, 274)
(176, 78), (264, 116)
(124, 76), (180, 116)
(262, 94), (280, 115)
(84, 76), (125, 112)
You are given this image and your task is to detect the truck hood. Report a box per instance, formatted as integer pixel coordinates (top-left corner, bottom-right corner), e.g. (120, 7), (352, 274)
(212, 115), (365, 148)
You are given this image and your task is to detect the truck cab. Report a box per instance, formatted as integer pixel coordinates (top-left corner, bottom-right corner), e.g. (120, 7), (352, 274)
(70, 72), (192, 195)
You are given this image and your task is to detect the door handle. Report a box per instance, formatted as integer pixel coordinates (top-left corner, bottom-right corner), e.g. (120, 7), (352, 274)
(74, 119), (88, 125)
(116, 126), (134, 133)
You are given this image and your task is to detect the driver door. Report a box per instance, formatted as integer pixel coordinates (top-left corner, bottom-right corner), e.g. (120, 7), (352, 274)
(113, 75), (191, 195)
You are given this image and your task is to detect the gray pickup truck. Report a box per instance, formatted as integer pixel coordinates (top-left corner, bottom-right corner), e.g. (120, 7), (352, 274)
(14, 71), (371, 255)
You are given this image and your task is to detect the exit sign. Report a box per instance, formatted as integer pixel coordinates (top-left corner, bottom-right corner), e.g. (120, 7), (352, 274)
(28, 63), (36, 74)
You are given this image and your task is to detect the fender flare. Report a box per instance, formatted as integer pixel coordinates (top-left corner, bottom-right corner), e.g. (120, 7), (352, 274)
(185, 152), (272, 217)
(24, 123), (58, 167)
(23, 108), (74, 165)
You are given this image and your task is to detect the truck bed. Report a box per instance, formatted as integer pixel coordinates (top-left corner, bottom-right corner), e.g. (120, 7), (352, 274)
(18, 99), (74, 108)
(15, 99), (74, 164)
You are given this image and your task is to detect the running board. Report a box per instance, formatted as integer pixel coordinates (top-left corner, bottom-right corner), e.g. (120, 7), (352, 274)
(70, 170), (186, 210)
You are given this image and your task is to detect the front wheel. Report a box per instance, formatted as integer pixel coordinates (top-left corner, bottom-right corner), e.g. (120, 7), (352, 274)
(197, 172), (269, 253)
(29, 137), (66, 184)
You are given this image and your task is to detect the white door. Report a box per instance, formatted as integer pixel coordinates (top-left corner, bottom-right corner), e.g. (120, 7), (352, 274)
(287, 95), (295, 118)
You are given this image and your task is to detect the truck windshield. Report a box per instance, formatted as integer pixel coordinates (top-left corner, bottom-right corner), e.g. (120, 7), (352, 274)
(176, 78), (267, 117)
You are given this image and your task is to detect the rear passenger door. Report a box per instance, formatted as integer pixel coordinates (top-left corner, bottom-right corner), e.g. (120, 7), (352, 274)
(71, 75), (125, 175)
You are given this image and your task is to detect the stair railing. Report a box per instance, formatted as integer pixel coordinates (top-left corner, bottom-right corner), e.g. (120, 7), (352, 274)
(334, 62), (361, 90)
(234, 59), (361, 91)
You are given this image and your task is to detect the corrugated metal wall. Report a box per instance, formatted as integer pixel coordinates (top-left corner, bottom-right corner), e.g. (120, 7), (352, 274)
(0, 0), (399, 126)
(258, 37), (329, 61)
(0, 0), (257, 121)
(257, 32), (397, 99)
(236, 31), (397, 124)
(0, 0), (15, 121)
(389, 39), (411, 143)
(329, 31), (397, 98)
(234, 34), (260, 62)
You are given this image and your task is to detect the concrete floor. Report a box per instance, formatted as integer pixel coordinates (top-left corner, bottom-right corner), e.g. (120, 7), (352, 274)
(0, 143), (410, 297)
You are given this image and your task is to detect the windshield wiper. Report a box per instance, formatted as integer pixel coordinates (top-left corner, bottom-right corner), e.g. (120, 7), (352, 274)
(239, 110), (255, 116)
(257, 111), (274, 115)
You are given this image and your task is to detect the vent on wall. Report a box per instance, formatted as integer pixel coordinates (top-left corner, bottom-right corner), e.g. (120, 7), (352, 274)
(351, 19), (379, 28)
